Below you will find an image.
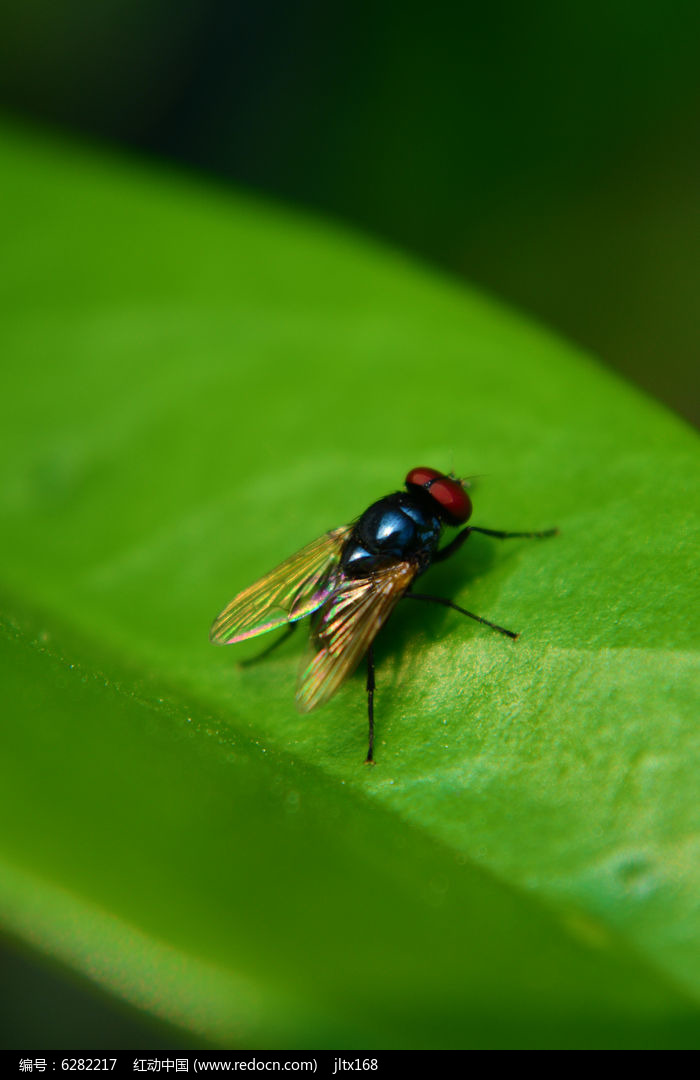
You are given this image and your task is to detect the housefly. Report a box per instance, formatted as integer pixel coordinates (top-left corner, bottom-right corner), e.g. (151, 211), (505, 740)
(210, 467), (557, 763)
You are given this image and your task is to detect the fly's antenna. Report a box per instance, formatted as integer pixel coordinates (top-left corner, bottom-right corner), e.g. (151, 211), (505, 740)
(458, 474), (486, 489)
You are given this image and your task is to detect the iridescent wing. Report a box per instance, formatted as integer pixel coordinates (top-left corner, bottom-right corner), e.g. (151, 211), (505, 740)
(210, 526), (352, 644)
(296, 559), (420, 712)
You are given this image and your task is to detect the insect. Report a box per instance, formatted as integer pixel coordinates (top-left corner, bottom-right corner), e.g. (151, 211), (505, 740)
(211, 467), (557, 763)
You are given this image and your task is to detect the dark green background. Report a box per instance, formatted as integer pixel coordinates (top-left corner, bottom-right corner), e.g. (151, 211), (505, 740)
(1, 0), (698, 421)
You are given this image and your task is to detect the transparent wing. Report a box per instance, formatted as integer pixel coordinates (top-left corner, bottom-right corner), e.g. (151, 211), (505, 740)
(210, 526), (352, 644)
(296, 559), (420, 712)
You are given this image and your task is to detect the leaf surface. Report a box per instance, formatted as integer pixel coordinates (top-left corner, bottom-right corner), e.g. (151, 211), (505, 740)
(0, 121), (698, 1048)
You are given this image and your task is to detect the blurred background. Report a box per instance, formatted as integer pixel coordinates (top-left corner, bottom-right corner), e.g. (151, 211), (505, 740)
(1, 0), (699, 1048)
(1, 0), (699, 424)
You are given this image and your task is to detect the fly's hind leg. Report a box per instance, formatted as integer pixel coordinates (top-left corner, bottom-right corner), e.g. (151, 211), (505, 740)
(365, 644), (376, 765)
(404, 593), (519, 639)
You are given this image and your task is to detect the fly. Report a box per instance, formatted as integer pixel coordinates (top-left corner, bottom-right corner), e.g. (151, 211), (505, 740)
(210, 467), (557, 763)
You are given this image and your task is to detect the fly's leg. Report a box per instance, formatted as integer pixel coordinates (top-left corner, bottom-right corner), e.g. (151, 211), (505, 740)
(433, 524), (557, 563)
(238, 621), (298, 667)
(404, 593), (518, 639)
(471, 526), (558, 540)
(416, 525), (556, 638)
(365, 644), (376, 765)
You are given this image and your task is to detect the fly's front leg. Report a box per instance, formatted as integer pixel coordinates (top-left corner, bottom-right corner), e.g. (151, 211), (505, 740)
(433, 524), (557, 564)
(419, 521), (557, 638)
(432, 526), (472, 564)
(470, 526), (558, 541)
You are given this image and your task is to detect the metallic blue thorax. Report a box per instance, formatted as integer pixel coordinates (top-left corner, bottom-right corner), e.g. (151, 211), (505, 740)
(340, 493), (442, 578)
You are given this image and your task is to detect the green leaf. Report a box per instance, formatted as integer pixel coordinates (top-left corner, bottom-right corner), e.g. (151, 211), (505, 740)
(1, 119), (698, 1049)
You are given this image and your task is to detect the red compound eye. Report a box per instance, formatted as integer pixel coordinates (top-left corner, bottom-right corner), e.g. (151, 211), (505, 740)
(405, 466), (443, 488)
(428, 477), (472, 523)
(405, 466), (472, 524)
